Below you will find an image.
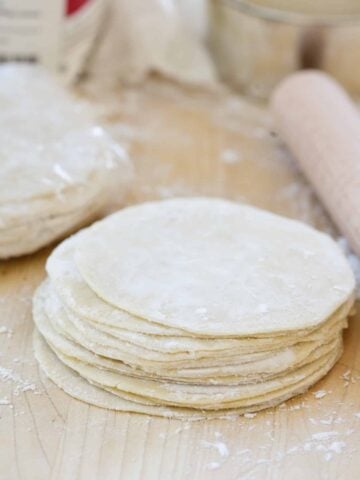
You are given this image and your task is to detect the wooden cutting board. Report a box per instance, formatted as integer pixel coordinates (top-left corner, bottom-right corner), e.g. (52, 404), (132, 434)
(1, 80), (360, 480)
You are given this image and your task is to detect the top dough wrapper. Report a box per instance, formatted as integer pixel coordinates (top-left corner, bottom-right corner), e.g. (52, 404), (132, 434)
(72, 197), (355, 337)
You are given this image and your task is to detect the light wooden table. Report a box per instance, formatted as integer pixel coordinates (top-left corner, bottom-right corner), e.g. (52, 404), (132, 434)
(1, 80), (360, 480)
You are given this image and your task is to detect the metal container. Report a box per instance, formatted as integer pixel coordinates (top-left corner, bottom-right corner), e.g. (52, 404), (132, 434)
(209, 0), (360, 99)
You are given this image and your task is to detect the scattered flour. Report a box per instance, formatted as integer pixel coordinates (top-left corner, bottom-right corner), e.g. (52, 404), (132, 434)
(312, 431), (339, 441)
(205, 462), (221, 470)
(300, 431), (352, 462)
(244, 412), (257, 419)
(174, 423), (191, 435)
(53, 163), (74, 184)
(0, 366), (38, 396)
(202, 438), (230, 471)
(313, 390), (328, 399)
(0, 326), (12, 338)
(197, 368), (359, 472)
(341, 369), (359, 387)
(202, 440), (229, 458)
(220, 148), (242, 165)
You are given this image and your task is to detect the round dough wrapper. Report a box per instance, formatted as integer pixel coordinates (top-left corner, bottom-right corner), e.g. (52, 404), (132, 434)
(41, 278), (348, 360)
(44, 292), (345, 372)
(33, 330), (342, 417)
(33, 280), (347, 378)
(53, 344), (341, 408)
(0, 64), (129, 205)
(0, 64), (133, 258)
(45, 238), (353, 348)
(46, 239), (189, 337)
(74, 197), (355, 336)
(34, 298), (341, 386)
(0, 203), (102, 258)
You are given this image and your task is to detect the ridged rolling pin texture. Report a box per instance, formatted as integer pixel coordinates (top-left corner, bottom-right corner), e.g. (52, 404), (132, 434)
(271, 70), (360, 257)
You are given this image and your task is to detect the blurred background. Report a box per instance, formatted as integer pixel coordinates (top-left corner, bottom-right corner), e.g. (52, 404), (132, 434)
(2, 0), (360, 98)
(2, 0), (359, 233)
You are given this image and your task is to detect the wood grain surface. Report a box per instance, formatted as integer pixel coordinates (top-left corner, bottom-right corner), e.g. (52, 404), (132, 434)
(0, 80), (359, 480)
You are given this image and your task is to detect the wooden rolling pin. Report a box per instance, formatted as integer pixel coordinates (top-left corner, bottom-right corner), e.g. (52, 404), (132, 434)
(271, 70), (360, 256)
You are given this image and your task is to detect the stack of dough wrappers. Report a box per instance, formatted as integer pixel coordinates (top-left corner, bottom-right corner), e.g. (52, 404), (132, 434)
(0, 64), (132, 258)
(33, 198), (355, 419)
